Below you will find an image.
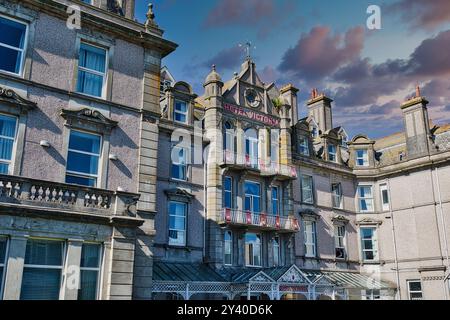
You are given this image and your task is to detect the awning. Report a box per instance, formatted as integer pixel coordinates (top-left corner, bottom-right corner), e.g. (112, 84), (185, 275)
(153, 262), (226, 282)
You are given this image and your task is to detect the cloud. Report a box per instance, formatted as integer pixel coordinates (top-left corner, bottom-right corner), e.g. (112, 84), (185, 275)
(278, 26), (365, 82)
(203, 45), (244, 71)
(387, 0), (450, 31)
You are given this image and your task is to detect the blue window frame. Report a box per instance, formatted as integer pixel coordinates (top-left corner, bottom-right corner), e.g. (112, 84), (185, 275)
(0, 114), (17, 174)
(66, 130), (102, 187)
(77, 43), (107, 98)
(0, 16), (27, 75)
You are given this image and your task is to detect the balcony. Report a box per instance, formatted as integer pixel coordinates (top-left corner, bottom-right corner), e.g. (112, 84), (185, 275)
(219, 209), (300, 233)
(0, 174), (141, 225)
(221, 151), (298, 180)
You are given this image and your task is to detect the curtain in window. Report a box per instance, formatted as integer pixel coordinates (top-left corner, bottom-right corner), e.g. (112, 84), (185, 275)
(0, 115), (17, 169)
(78, 270), (98, 300)
(77, 44), (106, 97)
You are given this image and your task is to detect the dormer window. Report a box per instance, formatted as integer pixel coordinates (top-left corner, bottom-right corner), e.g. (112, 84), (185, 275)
(311, 127), (318, 139)
(328, 145), (337, 163)
(174, 100), (188, 124)
(298, 136), (310, 156)
(356, 149), (369, 167)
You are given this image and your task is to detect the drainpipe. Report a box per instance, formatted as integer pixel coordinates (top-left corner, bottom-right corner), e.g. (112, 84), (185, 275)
(203, 156), (207, 261)
(434, 166), (450, 300)
(387, 178), (401, 300)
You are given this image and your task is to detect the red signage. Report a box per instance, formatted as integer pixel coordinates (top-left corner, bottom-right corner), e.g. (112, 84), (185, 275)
(224, 103), (280, 126)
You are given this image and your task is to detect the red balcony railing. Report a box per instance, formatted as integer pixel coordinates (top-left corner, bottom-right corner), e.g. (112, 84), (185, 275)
(221, 208), (300, 232)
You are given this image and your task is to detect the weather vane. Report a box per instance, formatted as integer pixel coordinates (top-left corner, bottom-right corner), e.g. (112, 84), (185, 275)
(239, 41), (256, 60)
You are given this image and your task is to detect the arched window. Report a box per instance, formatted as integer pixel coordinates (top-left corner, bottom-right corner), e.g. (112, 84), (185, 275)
(244, 128), (258, 169)
(224, 122), (235, 153)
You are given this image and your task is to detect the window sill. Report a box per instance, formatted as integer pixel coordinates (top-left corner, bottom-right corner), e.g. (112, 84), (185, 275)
(0, 69), (23, 78)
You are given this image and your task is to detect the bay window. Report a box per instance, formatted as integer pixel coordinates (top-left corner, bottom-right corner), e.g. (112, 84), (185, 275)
(0, 237), (7, 299)
(360, 227), (378, 262)
(331, 183), (343, 209)
(357, 186), (374, 213)
(335, 225), (346, 259)
(304, 220), (317, 258)
(245, 233), (262, 267)
(224, 231), (232, 266)
(66, 130), (102, 187)
(20, 239), (64, 300)
(0, 15), (27, 75)
(78, 243), (102, 300)
(76, 43), (107, 98)
(174, 100), (188, 124)
(0, 114), (18, 174)
(168, 201), (187, 246)
(356, 149), (369, 167)
(301, 175), (314, 204)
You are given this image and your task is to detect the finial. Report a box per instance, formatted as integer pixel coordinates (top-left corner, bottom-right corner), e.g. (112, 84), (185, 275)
(239, 41), (256, 61)
(145, 3), (156, 29)
(212, 64), (216, 72)
(416, 85), (421, 98)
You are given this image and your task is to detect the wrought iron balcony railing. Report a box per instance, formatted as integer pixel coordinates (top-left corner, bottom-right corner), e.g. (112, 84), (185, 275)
(222, 150), (298, 179)
(0, 174), (140, 218)
(220, 208), (300, 233)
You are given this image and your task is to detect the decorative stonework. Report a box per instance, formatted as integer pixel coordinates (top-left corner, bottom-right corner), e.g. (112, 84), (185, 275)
(250, 272), (274, 283)
(356, 218), (382, 226)
(278, 265), (308, 284)
(0, 86), (37, 112)
(60, 108), (118, 133)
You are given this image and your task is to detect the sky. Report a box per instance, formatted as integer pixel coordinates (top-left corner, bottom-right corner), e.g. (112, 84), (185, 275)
(134, 0), (450, 139)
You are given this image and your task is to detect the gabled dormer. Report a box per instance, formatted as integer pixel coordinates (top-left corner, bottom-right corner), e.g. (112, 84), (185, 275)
(161, 81), (197, 126)
(293, 120), (313, 157)
(347, 135), (376, 169)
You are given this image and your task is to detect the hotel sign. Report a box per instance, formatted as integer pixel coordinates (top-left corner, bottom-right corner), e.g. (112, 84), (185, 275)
(224, 103), (280, 126)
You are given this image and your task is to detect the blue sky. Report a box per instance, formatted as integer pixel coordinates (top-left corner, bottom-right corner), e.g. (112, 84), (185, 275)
(135, 0), (450, 139)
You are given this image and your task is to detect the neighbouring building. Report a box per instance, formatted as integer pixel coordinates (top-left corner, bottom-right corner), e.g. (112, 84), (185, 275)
(0, 0), (175, 300)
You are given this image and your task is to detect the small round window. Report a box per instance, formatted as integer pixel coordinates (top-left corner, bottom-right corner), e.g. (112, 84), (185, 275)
(245, 89), (260, 108)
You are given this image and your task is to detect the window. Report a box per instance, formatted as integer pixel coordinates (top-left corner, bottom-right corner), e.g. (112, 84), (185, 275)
(331, 183), (343, 209)
(298, 136), (310, 156)
(66, 130), (102, 187)
(224, 122), (235, 153)
(270, 129), (279, 165)
(244, 181), (261, 215)
(0, 237), (7, 299)
(357, 186), (374, 213)
(224, 176), (233, 209)
(171, 146), (187, 181)
(360, 227), (378, 262)
(78, 243), (102, 300)
(380, 184), (390, 212)
(304, 220), (317, 258)
(0, 16), (27, 75)
(272, 186), (279, 216)
(81, 0), (93, 4)
(20, 239), (64, 300)
(77, 43), (107, 98)
(356, 149), (369, 167)
(245, 129), (258, 169)
(311, 126), (319, 139)
(273, 237), (281, 267)
(168, 202), (187, 246)
(301, 175), (314, 204)
(399, 152), (405, 162)
(245, 233), (262, 267)
(335, 225), (346, 259)
(328, 145), (337, 162)
(0, 114), (18, 174)
(224, 231), (232, 266)
(174, 100), (188, 124)
(407, 281), (423, 300)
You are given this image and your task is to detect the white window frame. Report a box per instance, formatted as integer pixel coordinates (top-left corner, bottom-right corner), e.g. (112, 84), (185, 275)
(244, 181), (261, 215)
(76, 42), (108, 99)
(0, 113), (18, 175)
(0, 14), (28, 77)
(298, 136), (310, 156)
(78, 243), (103, 300)
(224, 122), (235, 154)
(21, 238), (66, 300)
(380, 183), (390, 212)
(360, 227), (378, 262)
(335, 225), (346, 260)
(331, 183), (343, 209)
(168, 201), (187, 247)
(328, 145), (337, 162)
(171, 145), (188, 181)
(356, 149), (369, 167)
(0, 236), (9, 300)
(224, 231), (232, 266)
(357, 185), (374, 213)
(173, 100), (188, 124)
(273, 236), (281, 267)
(301, 175), (314, 204)
(407, 280), (423, 301)
(304, 220), (317, 258)
(245, 233), (262, 268)
(66, 129), (103, 187)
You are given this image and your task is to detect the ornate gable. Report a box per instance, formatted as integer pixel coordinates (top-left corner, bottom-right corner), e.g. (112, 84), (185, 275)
(278, 265), (310, 284)
(313, 275), (335, 286)
(0, 86), (37, 113)
(249, 271), (274, 283)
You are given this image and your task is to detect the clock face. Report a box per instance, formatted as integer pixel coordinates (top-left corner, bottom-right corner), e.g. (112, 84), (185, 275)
(245, 89), (260, 108)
